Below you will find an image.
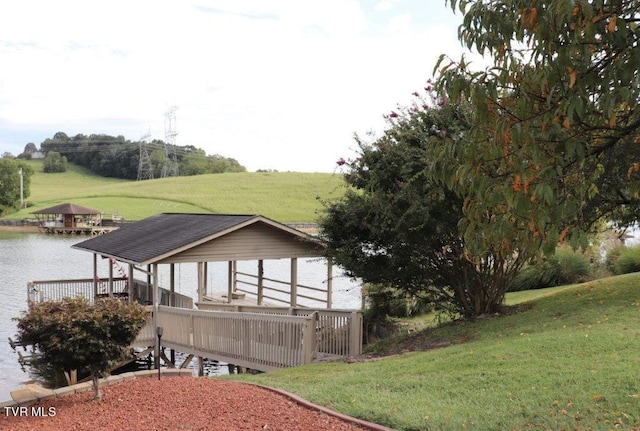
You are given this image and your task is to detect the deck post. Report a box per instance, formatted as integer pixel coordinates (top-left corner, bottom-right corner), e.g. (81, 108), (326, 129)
(128, 264), (134, 304)
(197, 262), (204, 303)
(170, 263), (175, 307)
(290, 258), (298, 307)
(327, 257), (333, 309)
(232, 261), (238, 292)
(349, 311), (363, 356)
(227, 261), (233, 303)
(152, 264), (160, 370)
(92, 253), (98, 300)
(108, 259), (114, 297)
(203, 262), (208, 299)
(257, 260), (264, 305)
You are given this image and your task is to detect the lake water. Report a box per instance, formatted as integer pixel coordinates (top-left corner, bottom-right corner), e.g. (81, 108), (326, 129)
(0, 232), (362, 401)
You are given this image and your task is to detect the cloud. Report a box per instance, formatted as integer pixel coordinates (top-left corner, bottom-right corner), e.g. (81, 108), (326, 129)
(0, 0), (478, 172)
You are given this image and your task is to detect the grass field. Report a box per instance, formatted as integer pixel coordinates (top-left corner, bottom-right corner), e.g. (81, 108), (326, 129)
(230, 274), (640, 430)
(4, 160), (346, 223)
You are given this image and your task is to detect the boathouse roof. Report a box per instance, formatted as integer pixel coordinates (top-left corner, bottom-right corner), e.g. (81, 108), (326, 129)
(71, 213), (325, 266)
(32, 202), (101, 215)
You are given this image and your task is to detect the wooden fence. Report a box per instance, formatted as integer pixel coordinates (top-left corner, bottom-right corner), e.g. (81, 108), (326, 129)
(195, 303), (362, 358)
(27, 278), (193, 309)
(154, 306), (317, 371)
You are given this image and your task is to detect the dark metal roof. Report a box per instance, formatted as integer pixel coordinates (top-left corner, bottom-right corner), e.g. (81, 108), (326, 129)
(31, 202), (101, 215)
(71, 213), (318, 265)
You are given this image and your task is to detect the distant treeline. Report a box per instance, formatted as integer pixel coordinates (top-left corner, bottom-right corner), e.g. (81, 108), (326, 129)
(20, 132), (246, 180)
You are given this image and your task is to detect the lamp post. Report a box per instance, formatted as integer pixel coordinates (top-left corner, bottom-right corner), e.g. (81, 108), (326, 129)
(156, 326), (163, 380)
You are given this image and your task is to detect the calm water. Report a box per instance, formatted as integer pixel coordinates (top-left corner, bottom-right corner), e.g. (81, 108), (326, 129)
(0, 233), (362, 401)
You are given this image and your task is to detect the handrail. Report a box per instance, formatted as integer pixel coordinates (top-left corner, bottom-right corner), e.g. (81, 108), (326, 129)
(155, 305), (318, 371)
(26, 278), (193, 309)
(195, 303), (362, 357)
(235, 271), (329, 307)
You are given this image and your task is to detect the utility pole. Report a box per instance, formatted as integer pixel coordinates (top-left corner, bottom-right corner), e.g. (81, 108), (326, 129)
(161, 106), (179, 178)
(137, 132), (154, 181)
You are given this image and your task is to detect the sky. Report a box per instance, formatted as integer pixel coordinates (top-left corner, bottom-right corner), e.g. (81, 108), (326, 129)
(0, 1), (481, 173)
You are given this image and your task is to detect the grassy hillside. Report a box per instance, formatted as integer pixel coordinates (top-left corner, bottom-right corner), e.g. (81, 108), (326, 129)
(231, 274), (640, 430)
(6, 160), (346, 222)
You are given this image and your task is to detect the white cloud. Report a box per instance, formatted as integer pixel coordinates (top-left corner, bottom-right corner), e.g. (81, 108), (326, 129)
(0, 0), (480, 171)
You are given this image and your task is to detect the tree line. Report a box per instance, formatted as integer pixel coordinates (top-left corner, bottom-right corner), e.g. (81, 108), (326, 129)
(21, 131), (246, 179)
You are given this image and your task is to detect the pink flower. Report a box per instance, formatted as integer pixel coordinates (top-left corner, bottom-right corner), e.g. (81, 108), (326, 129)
(389, 111), (399, 118)
(336, 158), (346, 166)
(412, 91), (420, 97)
(425, 85), (432, 92)
(437, 97), (448, 107)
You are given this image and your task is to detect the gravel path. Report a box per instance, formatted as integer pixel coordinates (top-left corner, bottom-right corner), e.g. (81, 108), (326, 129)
(1, 378), (371, 431)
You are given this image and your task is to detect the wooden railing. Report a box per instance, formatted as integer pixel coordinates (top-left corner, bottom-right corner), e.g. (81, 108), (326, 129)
(155, 306), (317, 371)
(195, 303), (362, 358)
(132, 280), (193, 309)
(27, 278), (193, 309)
(235, 271), (329, 307)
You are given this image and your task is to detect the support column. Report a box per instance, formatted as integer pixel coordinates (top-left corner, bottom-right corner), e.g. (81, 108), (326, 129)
(197, 262), (205, 303)
(128, 264), (134, 304)
(92, 253), (98, 301)
(152, 264), (160, 370)
(170, 263), (175, 307)
(108, 259), (114, 297)
(257, 260), (264, 305)
(227, 261), (233, 304)
(327, 256), (333, 309)
(290, 258), (298, 307)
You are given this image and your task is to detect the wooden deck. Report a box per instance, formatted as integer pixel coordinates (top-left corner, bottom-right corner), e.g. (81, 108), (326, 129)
(41, 226), (119, 235)
(27, 278), (362, 373)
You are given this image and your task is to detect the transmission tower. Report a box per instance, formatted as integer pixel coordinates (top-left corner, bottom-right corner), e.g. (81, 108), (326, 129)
(137, 132), (154, 181)
(161, 106), (179, 178)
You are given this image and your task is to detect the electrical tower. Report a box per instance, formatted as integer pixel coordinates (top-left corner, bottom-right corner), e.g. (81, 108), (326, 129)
(161, 106), (179, 178)
(137, 132), (154, 181)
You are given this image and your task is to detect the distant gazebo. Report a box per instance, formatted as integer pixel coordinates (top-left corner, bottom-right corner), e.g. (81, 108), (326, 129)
(32, 203), (113, 235)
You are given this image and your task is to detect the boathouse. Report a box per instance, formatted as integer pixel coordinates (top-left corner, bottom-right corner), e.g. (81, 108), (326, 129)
(28, 213), (362, 373)
(31, 202), (117, 235)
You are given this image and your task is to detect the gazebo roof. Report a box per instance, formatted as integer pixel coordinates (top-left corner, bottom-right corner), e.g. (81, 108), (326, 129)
(31, 202), (102, 215)
(72, 213), (325, 266)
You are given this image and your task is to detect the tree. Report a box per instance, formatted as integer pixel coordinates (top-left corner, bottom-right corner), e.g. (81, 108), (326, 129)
(43, 151), (67, 173)
(320, 92), (527, 318)
(434, 0), (640, 259)
(0, 158), (33, 214)
(14, 297), (150, 400)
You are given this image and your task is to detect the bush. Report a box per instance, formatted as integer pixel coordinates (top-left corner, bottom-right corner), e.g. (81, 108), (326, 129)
(14, 297), (149, 400)
(509, 247), (592, 291)
(361, 284), (434, 344)
(605, 244), (625, 274)
(613, 246), (640, 275)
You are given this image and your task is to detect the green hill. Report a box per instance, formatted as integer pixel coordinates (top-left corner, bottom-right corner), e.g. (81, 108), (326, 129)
(233, 274), (640, 430)
(5, 160), (346, 223)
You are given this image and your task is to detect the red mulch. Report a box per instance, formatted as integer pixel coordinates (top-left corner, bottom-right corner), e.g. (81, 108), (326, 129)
(1, 378), (370, 431)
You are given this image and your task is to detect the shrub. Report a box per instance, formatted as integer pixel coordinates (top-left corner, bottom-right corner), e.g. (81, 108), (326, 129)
(613, 246), (640, 275)
(14, 297), (150, 400)
(361, 284), (433, 344)
(509, 247), (591, 291)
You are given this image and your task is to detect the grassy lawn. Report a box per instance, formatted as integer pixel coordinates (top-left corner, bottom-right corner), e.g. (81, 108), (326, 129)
(228, 274), (640, 430)
(6, 160), (345, 223)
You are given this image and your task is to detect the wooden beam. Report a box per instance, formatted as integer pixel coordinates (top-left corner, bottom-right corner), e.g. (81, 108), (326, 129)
(257, 260), (264, 305)
(290, 257), (298, 307)
(327, 257), (333, 309)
